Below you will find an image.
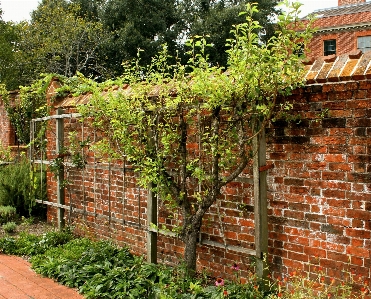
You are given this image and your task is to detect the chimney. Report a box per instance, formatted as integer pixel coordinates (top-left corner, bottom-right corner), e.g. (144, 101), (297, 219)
(338, 0), (365, 6)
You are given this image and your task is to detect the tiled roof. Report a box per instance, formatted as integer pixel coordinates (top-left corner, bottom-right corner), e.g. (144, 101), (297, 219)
(304, 50), (371, 83)
(308, 2), (371, 18)
(300, 2), (371, 31)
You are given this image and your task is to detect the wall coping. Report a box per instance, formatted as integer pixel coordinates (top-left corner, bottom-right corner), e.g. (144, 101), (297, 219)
(304, 50), (371, 84)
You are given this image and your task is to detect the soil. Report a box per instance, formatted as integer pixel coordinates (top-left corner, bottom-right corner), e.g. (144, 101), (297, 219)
(0, 217), (56, 239)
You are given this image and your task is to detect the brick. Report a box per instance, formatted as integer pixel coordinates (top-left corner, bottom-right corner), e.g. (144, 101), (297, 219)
(322, 137), (347, 145)
(322, 171), (345, 181)
(321, 241), (345, 253)
(285, 243), (304, 253)
(327, 215), (351, 226)
(349, 256), (364, 266)
(323, 154), (346, 163)
(287, 251), (309, 263)
(304, 246), (327, 258)
(288, 235), (310, 246)
(351, 238), (365, 247)
(321, 224), (344, 235)
(347, 99), (371, 109)
(327, 252), (350, 264)
(346, 228), (371, 239)
(322, 118), (346, 128)
(346, 246), (370, 258)
(305, 213), (326, 223)
(348, 173), (371, 183)
(284, 178), (304, 186)
(324, 190), (346, 200)
(355, 128), (367, 137)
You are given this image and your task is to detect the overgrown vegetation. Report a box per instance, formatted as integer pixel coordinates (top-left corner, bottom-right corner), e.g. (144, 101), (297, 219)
(0, 205), (17, 224)
(0, 229), (73, 256)
(1, 2), (313, 275)
(74, 2), (313, 274)
(2, 221), (17, 233)
(0, 230), (272, 298)
(0, 74), (56, 145)
(0, 158), (47, 216)
(0, 142), (13, 162)
(0, 230), (369, 299)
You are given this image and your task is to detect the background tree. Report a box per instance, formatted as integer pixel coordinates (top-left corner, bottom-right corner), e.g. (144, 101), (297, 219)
(68, 0), (105, 21)
(32, 0), (109, 78)
(0, 8), (20, 90)
(8, 0), (110, 87)
(1, 0), (279, 88)
(98, 0), (181, 76)
(178, 0), (279, 66)
(76, 2), (313, 275)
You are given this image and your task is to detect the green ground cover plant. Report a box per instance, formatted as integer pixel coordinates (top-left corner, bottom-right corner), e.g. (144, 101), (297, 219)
(0, 229), (73, 256)
(2, 221), (16, 233)
(0, 230), (369, 299)
(30, 237), (272, 299)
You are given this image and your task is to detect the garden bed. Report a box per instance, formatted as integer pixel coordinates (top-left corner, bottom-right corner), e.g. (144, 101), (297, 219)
(0, 217), (55, 239)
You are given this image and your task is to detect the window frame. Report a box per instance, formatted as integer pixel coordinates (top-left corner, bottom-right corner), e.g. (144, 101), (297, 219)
(357, 35), (371, 53)
(323, 39), (336, 56)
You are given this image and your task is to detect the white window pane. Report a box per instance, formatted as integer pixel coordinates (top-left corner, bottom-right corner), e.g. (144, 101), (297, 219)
(358, 38), (364, 48)
(365, 36), (371, 47)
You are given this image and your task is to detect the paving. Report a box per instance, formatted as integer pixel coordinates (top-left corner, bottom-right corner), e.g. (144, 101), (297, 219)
(0, 254), (84, 299)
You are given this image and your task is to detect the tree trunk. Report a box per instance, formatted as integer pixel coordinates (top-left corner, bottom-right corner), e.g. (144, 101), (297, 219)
(183, 228), (199, 276)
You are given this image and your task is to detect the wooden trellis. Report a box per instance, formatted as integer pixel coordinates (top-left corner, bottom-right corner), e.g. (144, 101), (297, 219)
(30, 110), (268, 279)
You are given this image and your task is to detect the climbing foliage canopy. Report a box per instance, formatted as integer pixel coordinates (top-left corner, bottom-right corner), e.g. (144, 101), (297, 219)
(77, 2), (313, 217)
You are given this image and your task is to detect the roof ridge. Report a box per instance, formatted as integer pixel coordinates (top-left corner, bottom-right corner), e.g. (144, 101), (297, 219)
(313, 1), (371, 14)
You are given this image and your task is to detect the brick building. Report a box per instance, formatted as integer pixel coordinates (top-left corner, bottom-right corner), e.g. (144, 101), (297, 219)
(306, 0), (371, 58)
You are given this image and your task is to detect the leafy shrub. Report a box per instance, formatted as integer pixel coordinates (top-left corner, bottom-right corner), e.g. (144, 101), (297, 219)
(2, 221), (17, 233)
(30, 238), (269, 299)
(0, 142), (13, 162)
(0, 229), (73, 256)
(21, 215), (35, 225)
(270, 268), (370, 299)
(2, 231), (369, 299)
(31, 239), (161, 298)
(0, 205), (17, 224)
(0, 158), (47, 216)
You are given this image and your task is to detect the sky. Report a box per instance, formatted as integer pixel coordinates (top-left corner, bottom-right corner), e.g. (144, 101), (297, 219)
(0, 0), (352, 23)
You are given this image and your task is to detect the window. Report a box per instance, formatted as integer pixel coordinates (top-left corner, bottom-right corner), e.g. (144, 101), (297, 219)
(324, 39), (336, 56)
(357, 36), (371, 53)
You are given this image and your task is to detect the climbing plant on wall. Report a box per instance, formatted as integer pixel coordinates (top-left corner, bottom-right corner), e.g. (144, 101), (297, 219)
(74, 2), (314, 275)
(1, 74), (56, 145)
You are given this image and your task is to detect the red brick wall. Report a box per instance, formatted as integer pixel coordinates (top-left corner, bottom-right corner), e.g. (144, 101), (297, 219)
(42, 60), (370, 286)
(0, 95), (16, 148)
(267, 80), (370, 283)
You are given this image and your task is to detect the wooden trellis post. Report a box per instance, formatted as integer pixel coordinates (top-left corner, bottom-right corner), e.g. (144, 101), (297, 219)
(56, 108), (65, 230)
(147, 184), (157, 263)
(147, 123), (158, 264)
(253, 128), (268, 281)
